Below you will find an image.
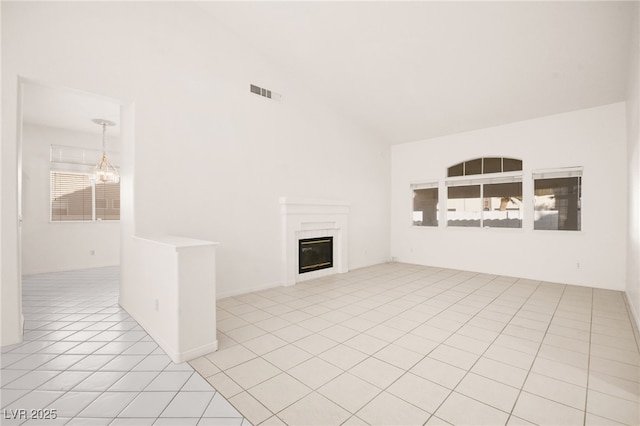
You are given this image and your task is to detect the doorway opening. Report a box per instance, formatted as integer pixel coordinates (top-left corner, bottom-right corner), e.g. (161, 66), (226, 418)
(17, 78), (133, 341)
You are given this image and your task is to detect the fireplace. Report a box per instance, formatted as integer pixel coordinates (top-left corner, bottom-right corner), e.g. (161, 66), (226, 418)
(299, 237), (333, 274)
(280, 197), (349, 285)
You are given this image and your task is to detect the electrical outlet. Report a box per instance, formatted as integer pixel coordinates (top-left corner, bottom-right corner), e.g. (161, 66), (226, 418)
(576, 262), (581, 269)
(90, 250), (95, 256)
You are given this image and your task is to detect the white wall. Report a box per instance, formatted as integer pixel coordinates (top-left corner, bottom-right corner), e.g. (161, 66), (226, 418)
(127, 236), (218, 363)
(391, 103), (628, 291)
(21, 124), (120, 275)
(1, 2), (390, 344)
(1, 2), (22, 346)
(626, 3), (640, 329)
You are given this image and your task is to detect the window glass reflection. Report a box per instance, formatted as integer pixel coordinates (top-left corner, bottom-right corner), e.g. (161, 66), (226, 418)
(413, 187), (439, 226)
(483, 182), (522, 228)
(534, 177), (581, 231)
(447, 185), (481, 227)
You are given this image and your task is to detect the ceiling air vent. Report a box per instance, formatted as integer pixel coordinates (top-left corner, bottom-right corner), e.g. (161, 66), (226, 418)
(250, 84), (281, 102)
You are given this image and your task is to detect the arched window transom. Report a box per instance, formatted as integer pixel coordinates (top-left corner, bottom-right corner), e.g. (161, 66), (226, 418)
(447, 157), (522, 177)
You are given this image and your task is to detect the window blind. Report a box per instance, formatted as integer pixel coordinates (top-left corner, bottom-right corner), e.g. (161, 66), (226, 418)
(50, 172), (120, 221)
(95, 181), (120, 221)
(50, 172), (93, 221)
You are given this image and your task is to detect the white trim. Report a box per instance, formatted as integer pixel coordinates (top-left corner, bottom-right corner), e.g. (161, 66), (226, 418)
(532, 166), (583, 180)
(623, 292), (640, 345)
(50, 162), (94, 173)
(135, 235), (219, 250)
(172, 341), (218, 364)
(122, 300), (218, 364)
(216, 280), (284, 300)
(410, 181), (438, 190)
(446, 171), (523, 186)
(279, 197), (349, 209)
(50, 144), (120, 167)
(280, 197), (349, 286)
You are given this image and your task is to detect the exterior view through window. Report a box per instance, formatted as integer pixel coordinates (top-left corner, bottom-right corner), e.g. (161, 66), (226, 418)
(413, 161), (581, 231)
(446, 157), (523, 228)
(534, 175), (582, 231)
(412, 184), (438, 226)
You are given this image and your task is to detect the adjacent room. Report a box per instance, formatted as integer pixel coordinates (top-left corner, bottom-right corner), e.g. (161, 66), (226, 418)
(2, 1), (639, 425)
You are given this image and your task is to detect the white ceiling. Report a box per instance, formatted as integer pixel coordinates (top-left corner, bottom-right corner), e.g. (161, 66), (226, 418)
(199, 1), (635, 144)
(22, 82), (121, 136)
(21, 2), (634, 145)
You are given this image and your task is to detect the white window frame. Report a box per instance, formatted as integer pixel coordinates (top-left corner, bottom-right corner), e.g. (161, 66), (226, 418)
(445, 171), (524, 229)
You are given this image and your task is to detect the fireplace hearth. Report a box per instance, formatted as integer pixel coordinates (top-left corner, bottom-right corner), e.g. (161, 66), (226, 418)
(299, 237), (333, 274)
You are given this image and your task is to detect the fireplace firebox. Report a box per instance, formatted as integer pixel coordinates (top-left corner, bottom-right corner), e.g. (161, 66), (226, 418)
(298, 237), (333, 274)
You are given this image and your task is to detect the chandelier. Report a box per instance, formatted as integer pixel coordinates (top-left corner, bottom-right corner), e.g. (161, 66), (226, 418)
(91, 118), (119, 184)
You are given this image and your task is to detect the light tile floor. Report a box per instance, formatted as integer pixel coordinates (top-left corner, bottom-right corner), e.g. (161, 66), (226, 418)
(4, 264), (640, 426)
(189, 262), (640, 426)
(1, 267), (248, 426)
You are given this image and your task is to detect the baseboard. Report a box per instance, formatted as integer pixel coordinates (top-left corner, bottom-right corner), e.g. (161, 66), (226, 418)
(216, 260), (399, 300)
(349, 257), (394, 271)
(216, 280), (285, 299)
(623, 292), (640, 352)
(173, 341), (218, 363)
(119, 298), (217, 364)
(22, 264), (120, 276)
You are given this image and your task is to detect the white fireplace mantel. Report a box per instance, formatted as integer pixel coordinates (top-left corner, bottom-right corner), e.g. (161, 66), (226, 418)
(280, 197), (350, 286)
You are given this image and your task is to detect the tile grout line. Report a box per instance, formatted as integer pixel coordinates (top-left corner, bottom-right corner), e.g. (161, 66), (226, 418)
(583, 287), (594, 426)
(217, 266), (461, 425)
(504, 283), (568, 425)
(216, 269), (530, 425)
(422, 277), (546, 426)
(334, 273), (528, 425)
(3, 267), (249, 426)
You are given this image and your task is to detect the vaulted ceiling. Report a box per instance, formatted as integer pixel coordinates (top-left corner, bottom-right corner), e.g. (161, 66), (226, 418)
(20, 2), (635, 145)
(199, 1), (635, 144)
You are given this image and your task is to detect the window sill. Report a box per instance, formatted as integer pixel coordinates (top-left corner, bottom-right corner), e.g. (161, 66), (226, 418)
(49, 220), (120, 224)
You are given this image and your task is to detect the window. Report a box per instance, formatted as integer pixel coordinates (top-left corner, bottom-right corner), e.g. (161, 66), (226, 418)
(503, 158), (523, 172)
(50, 171), (120, 221)
(447, 157), (522, 177)
(483, 157), (502, 174)
(95, 180), (120, 220)
(446, 157), (523, 228)
(50, 145), (120, 222)
(482, 182), (523, 228)
(447, 185), (481, 227)
(534, 169), (582, 231)
(412, 183), (438, 226)
(50, 172), (93, 221)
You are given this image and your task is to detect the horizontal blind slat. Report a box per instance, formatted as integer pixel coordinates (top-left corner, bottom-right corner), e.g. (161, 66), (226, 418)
(50, 171), (92, 221)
